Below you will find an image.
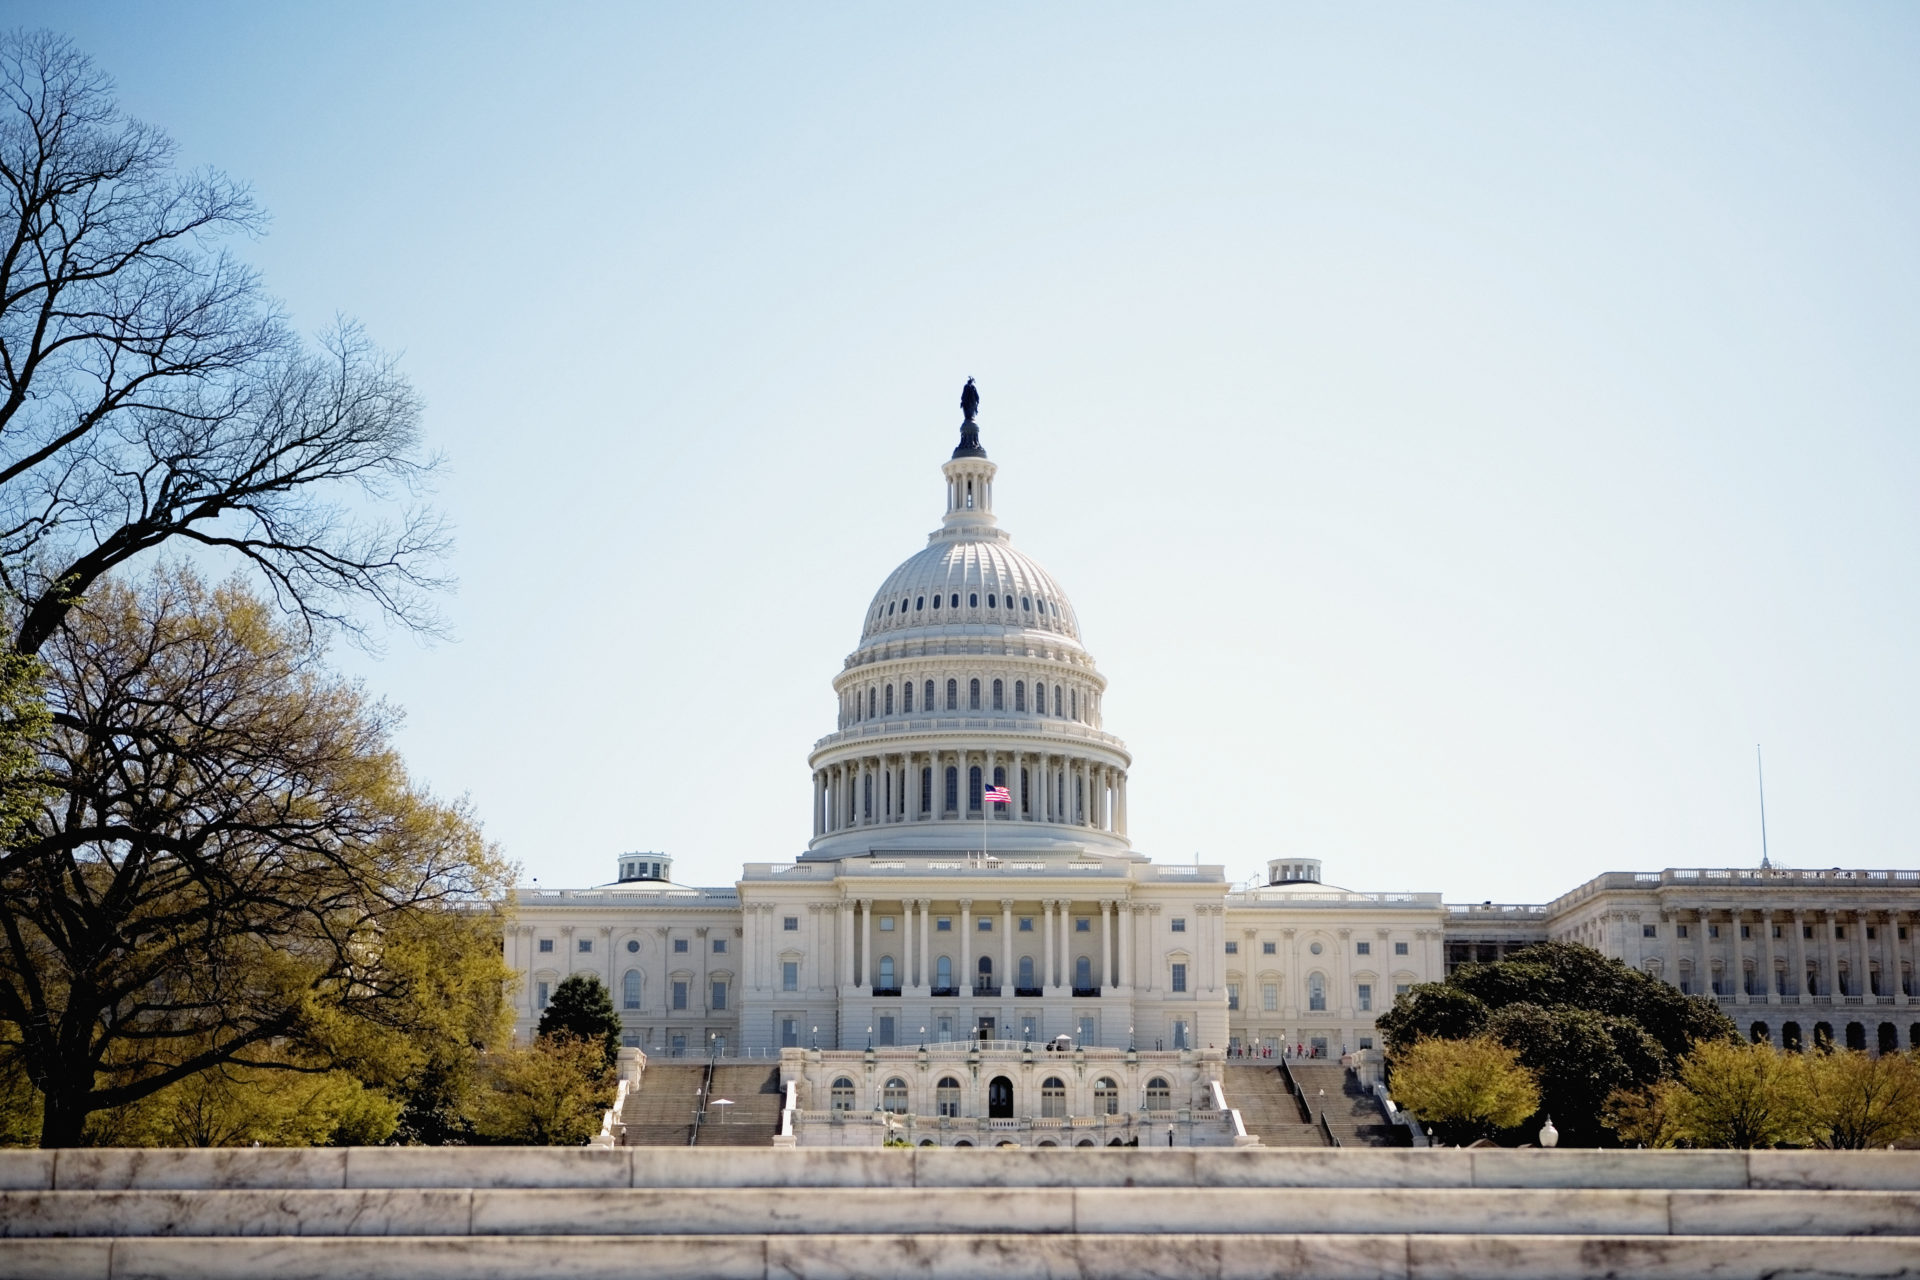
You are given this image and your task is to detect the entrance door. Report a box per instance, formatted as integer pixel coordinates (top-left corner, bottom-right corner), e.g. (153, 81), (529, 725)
(988, 1076), (1014, 1119)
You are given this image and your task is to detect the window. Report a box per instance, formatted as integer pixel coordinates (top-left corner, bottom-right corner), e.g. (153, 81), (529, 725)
(538, 939), (554, 954)
(1262, 983), (1279, 1012)
(1023, 596), (1032, 611)
(1357, 983), (1372, 1012)
(1014, 681), (1026, 711)
(1708, 925), (1720, 939)
(1835, 925), (1847, 940)
(1054, 687), (1063, 716)
(968, 765), (982, 811)
(923, 679), (935, 709)
(1677, 924), (1689, 939)
(969, 592), (978, 608)
(1263, 941), (1277, 955)
(950, 593), (959, 608)
(1394, 942), (1409, 956)
(1224, 940), (1238, 954)
(1396, 983), (1411, 997)
(1075, 917), (1091, 933)
(902, 683), (913, 713)
(883, 1078), (909, 1113)
(921, 766), (932, 813)
(1034, 682), (1046, 714)
(713, 938), (726, 954)
(1804, 925), (1814, 939)
(831, 1078), (855, 1112)
(1308, 973), (1326, 1012)
(1145, 1077), (1171, 1109)
(711, 980), (727, 1011)
(867, 688), (875, 718)
(946, 679), (958, 711)
(1018, 956), (1035, 989)
(623, 970), (642, 1009)
(937, 956), (953, 987)
(931, 594), (941, 610)
(784, 916), (799, 932)
(991, 679), (1004, 710)
(1075, 956), (1092, 988)
(627, 939), (640, 953)
(1643, 924), (1658, 938)
(937, 1077), (961, 1117)
(1227, 982), (1240, 1010)
(1171, 962), (1187, 993)
(672, 980), (688, 1010)
(936, 917), (952, 932)
(988, 594), (997, 608)
(781, 1018), (799, 1048)
(1019, 917), (1034, 932)
(536, 980), (551, 1008)
(1356, 941), (1370, 956)
(1171, 918), (1186, 933)
(978, 918), (992, 931)
(1309, 941), (1323, 955)
(1041, 1077), (1066, 1118)
(1094, 1077), (1118, 1115)
(884, 685), (894, 715)
(673, 938), (689, 954)
(1741, 925), (1751, 940)
(877, 1016), (895, 1046)
(969, 678), (981, 710)
(877, 956), (896, 988)
(945, 766), (958, 811)
(782, 961), (799, 992)
(578, 938), (593, 954)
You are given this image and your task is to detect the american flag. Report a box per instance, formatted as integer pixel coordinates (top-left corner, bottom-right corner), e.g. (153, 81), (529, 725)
(983, 785), (1011, 804)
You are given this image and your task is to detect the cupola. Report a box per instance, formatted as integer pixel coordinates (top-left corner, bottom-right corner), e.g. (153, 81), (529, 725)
(617, 851), (672, 883)
(1268, 857), (1323, 886)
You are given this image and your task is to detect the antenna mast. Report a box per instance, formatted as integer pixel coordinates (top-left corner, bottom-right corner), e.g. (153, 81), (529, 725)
(1756, 745), (1771, 870)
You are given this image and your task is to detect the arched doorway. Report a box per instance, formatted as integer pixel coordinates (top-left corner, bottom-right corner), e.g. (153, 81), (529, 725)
(1782, 1022), (1803, 1052)
(1880, 1023), (1899, 1055)
(988, 1075), (1014, 1119)
(1814, 1022), (1834, 1051)
(1749, 1021), (1770, 1044)
(1845, 1022), (1866, 1052)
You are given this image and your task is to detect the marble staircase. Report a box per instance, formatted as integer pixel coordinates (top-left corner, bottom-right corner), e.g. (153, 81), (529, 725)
(2, 1146), (1917, 1279)
(695, 1065), (782, 1146)
(1220, 1064), (1329, 1147)
(619, 1062), (706, 1146)
(1287, 1060), (1410, 1147)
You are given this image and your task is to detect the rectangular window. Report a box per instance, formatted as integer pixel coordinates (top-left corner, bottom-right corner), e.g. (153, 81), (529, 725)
(978, 918), (993, 931)
(936, 917), (952, 932)
(1263, 941), (1277, 955)
(672, 980), (688, 1010)
(578, 938), (593, 953)
(1867, 926), (1878, 941)
(1079, 1016), (1096, 1044)
(713, 938), (726, 953)
(1394, 941), (1409, 956)
(937, 1016), (953, 1041)
(1395, 983), (1411, 996)
(1075, 918), (1091, 933)
(780, 1018), (799, 1048)
(536, 980), (551, 1008)
(1356, 941), (1371, 955)
(1019, 917), (1034, 932)
(711, 981), (727, 1011)
(1835, 926), (1846, 940)
(878, 1016), (895, 1046)
(1171, 962), (1187, 993)
(1172, 1020), (1189, 1050)
(783, 916), (799, 932)
(1021, 1015), (1039, 1041)
(674, 938), (689, 954)
(879, 916), (896, 932)
(1224, 940), (1238, 955)
(538, 939), (554, 954)
(1227, 982), (1240, 1010)
(782, 961), (799, 992)
(1643, 924), (1658, 938)
(1677, 925), (1689, 939)
(1804, 925), (1814, 939)
(1359, 1036), (1374, 1051)
(1773, 925), (1783, 939)
(1171, 918), (1186, 933)
(1708, 925), (1719, 939)
(1261, 983), (1278, 1011)
(1740, 925), (1751, 939)
(1357, 983), (1372, 1012)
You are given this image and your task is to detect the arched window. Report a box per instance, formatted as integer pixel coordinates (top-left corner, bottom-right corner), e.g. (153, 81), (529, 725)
(921, 766), (933, 813)
(977, 955), (993, 992)
(1145, 1077), (1171, 1109)
(950, 593), (959, 608)
(1075, 956), (1092, 989)
(1054, 686), (1063, 716)
(992, 679), (1004, 710)
(968, 765), (982, 811)
(1071, 689), (1078, 720)
(936, 955), (953, 988)
(1014, 681), (1026, 712)
(1308, 973), (1327, 1011)
(902, 682), (914, 713)
(883, 1077), (909, 1113)
(884, 685), (894, 715)
(868, 688), (876, 718)
(944, 766), (958, 812)
(931, 593), (941, 610)
(1041, 1076), (1066, 1118)
(988, 593), (997, 608)
(1020, 768), (1031, 814)
(862, 773), (872, 820)
(622, 969), (642, 1010)
(969, 678), (981, 710)
(969, 592), (978, 608)
(1034, 682), (1046, 714)
(946, 679), (958, 711)
(937, 1077), (962, 1117)
(1022, 596), (1031, 611)
(887, 601), (895, 615)
(831, 1077), (855, 1111)
(1094, 1077), (1119, 1115)
(878, 956), (896, 990)
(1018, 956), (1035, 990)
(915, 596), (925, 611)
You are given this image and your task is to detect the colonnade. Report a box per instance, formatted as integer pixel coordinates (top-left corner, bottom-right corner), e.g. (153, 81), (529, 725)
(812, 749), (1127, 839)
(1662, 907), (1916, 1004)
(832, 896), (1143, 994)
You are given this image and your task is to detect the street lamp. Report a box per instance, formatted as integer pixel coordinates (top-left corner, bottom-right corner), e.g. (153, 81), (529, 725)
(1166, 1124), (1175, 1148)
(1539, 1116), (1560, 1148)
(866, 1025), (873, 1051)
(811, 1025), (818, 1050)
(920, 1026), (927, 1050)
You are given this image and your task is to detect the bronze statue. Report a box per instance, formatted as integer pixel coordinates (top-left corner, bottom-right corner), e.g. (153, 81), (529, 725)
(960, 377), (979, 422)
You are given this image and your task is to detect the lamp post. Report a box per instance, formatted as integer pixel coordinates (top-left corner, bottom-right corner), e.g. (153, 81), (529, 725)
(866, 1025), (873, 1051)
(1539, 1116), (1560, 1148)
(811, 1026), (818, 1050)
(1166, 1123), (1175, 1148)
(920, 1026), (927, 1050)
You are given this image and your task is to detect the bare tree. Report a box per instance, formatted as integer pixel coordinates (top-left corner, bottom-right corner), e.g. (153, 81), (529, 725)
(0, 30), (445, 657)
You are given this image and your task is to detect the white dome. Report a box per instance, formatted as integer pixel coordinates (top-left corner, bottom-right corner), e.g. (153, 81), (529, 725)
(860, 535), (1080, 646)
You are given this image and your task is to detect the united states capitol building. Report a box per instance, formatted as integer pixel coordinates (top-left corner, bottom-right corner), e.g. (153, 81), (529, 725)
(506, 397), (1920, 1093)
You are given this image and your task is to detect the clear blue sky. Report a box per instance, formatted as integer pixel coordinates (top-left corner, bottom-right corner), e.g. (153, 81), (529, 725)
(26, 3), (1920, 902)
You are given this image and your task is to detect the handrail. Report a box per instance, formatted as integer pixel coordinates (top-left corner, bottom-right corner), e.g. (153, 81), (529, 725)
(690, 1058), (717, 1146)
(778, 1080), (797, 1141)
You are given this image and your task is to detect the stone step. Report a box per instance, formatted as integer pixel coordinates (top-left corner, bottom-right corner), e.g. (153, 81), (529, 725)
(4, 1231), (1917, 1280)
(3, 1185), (1917, 1238)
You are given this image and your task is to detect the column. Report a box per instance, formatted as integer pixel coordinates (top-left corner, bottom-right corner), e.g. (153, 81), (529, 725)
(1100, 900), (1113, 989)
(1118, 903), (1133, 989)
(862, 898), (874, 989)
(1144, 907), (1160, 993)
(1792, 909), (1808, 1003)
(1059, 899), (1073, 989)
(1011, 750), (1024, 821)
(1856, 909), (1872, 1001)
(918, 898), (932, 993)
(901, 900), (915, 988)
(960, 899), (973, 994)
(986, 749), (998, 820)
(1043, 898), (1056, 990)
(1117, 774), (1128, 836)
(1696, 908), (1712, 997)
(1001, 899), (1015, 995)
(1761, 907), (1778, 1004)
(839, 901), (854, 990)
(1893, 910), (1910, 1006)
(1734, 909), (1751, 1005)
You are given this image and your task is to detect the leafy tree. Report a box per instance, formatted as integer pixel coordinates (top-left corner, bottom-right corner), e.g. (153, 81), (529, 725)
(0, 569), (511, 1146)
(469, 1034), (615, 1146)
(1484, 1004), (1668, 1147)
(537, 974), (622, 1069)
(1389, 1036), (1541, 1146)
(1803, 1050), (1920, 1150)
(0, 31), (445, 658)
(89, 1059), (400, 1148)
(1611, 1040), (1812, 1149)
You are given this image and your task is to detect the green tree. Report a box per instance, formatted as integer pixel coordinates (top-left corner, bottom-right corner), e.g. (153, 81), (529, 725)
(1803, 1050), (1920, 1150)
(537, 974), (622, 1069)
(0, 569), (512, 1146)
(1389, 1036), (1541, 1146)
(1617, 1039), (1812, 1149)
(1484, 1003), (1668, 1147)
(469, 1035), (615, 1146)
(89, 1059), (400, 1148)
